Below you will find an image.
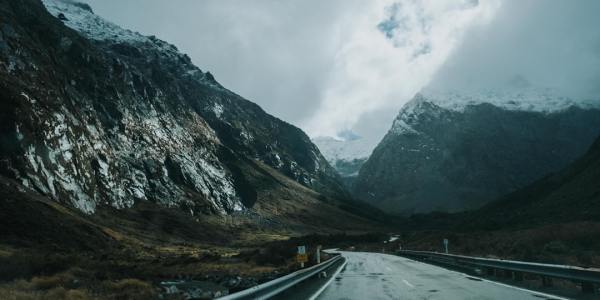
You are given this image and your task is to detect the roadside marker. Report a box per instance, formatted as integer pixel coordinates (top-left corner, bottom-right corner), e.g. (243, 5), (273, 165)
(297, 245), (308, 268)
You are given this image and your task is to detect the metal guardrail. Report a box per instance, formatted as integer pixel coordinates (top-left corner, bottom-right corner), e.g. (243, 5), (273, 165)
(397, 250), (600, 292)
(218, 254), (343, 300)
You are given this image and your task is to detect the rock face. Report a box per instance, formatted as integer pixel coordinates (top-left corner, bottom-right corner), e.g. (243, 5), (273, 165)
(353, 90), (600, 215)
(0, 0), (344, 215)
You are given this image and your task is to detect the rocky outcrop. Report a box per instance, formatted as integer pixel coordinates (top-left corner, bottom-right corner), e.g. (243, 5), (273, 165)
(353, 91), (600, 215)
(0, 0), (345, 216)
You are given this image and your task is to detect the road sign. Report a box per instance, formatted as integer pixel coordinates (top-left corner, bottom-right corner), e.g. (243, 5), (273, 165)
(297, 246), (306, 255)
(297, 246), (308, 267)
(296, 253), (308, 263)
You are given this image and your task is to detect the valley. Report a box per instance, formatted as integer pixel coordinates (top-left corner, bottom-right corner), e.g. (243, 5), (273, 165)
(0, 0), (599, 299)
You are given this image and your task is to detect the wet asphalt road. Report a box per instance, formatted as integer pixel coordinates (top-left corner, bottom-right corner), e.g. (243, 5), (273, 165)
(317, 251), (565, 300)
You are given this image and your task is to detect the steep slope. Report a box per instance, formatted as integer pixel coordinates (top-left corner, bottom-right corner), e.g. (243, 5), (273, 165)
(354, 89), (600, 215)
(466, 134), (600, 229)
(0, 0), (349, 221)
(392, 135), (600, 267)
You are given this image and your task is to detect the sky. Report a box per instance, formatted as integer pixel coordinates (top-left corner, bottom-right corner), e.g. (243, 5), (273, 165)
(82, 0), (600, 147)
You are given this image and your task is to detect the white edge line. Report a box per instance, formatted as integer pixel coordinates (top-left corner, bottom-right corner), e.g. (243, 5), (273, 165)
(439, 265), (571, 300)
(402, 279), (415, 288)
(473, 276), (571, 300)
(308, 258), (348, 300)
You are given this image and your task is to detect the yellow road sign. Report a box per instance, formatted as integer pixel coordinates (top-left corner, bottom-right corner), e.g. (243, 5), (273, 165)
(296, 253), (308, 263)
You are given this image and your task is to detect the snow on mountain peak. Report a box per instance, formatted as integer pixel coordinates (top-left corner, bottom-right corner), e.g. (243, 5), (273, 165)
(313, 133), (376, 163)
(43, 0), (148, 43)
(390, 87), (600, 136)
(42, 0), (225, 89)
(417, 87), (600, 113)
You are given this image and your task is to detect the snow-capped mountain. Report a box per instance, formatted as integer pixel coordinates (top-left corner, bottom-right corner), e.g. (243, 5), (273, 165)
(418, 87), (600, 113)
(353, 88), (600, 215)
(0, 0), (347, 217)
(312, 130), (381, 187)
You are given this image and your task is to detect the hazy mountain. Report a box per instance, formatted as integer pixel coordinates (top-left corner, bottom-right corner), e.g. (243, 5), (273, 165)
(312, 131), (375, 187)
(353, 88), (600, 215)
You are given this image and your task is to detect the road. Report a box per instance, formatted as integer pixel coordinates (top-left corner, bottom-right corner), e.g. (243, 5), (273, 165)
(316, 251), (565, 300)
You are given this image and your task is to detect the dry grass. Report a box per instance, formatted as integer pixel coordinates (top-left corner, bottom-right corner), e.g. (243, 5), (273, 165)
(0, 246), (13, 257)
(0, 270), (158, 300)
(0, 284), (92, 300)
(31, 276), (67, 290)
(102, 279), (158, 300)
(0, 173), (386, 300)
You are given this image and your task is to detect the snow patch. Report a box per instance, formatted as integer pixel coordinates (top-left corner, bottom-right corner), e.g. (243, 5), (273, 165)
(391, 118), (419, 135)
(313, 135), (374, 163)
(43, 0), (148, 43)
(418, 87), (600, 113)
(212, 103), (224, 118)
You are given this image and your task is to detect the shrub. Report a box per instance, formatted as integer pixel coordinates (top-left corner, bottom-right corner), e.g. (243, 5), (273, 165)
(105, 278), (157, 300)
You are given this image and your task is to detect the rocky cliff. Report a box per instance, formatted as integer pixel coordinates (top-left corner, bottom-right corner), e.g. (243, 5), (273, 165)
(353, 89), (600, 215)
(0, 0), (346, 217)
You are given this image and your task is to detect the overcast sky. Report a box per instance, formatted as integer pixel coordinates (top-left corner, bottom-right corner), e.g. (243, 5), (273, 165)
(82, 0), (600, 145)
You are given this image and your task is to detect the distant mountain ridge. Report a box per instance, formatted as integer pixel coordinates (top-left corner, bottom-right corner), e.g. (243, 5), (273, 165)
(313, 136), (371, 172)
(312, 131), (379, 187)
(353, 89), (600, 215)
(418, 87), (600, 113)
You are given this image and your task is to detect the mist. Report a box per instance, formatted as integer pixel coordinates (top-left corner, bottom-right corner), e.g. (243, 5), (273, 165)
(81, 0), (600, 145)
(429, 0), (600, 100)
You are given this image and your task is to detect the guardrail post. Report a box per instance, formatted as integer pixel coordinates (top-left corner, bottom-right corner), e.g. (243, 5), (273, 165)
(542, 276), (553, 287)
(581, 282), (595, 294)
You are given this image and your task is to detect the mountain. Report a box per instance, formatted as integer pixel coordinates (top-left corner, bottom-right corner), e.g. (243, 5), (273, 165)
(0, 0), (368, 231)
(465, 133), (600, 229)
(312, 133), (374, 186)
(353, 88), (600, 215)
(394, 134), (600, 266)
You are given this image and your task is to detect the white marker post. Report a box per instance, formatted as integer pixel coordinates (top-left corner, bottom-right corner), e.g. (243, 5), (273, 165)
(443, 238), (449, 254)
(316, 245), (322, 264)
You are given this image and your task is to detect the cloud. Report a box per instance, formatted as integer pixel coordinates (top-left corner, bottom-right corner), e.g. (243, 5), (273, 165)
(81, 0), (600, 143)
(303, 0), (500, 138)
(82, 0), (500, 142)
(428, 0), (600, 100)
(83, 0), (359, 126)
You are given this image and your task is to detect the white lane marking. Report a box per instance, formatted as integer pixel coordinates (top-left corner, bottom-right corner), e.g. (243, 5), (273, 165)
(402, 279), (415, 288)
(308, 258), (348, 300)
